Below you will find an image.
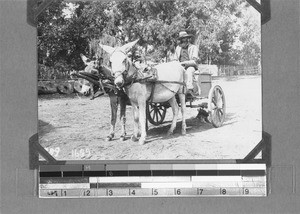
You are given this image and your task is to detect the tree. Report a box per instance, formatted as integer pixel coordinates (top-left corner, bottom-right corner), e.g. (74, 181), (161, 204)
(37, 0), (261, 79)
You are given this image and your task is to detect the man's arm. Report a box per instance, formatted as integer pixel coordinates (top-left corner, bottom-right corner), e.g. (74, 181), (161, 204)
(180, 45), (199, 67)
(180, 60), (197, 67)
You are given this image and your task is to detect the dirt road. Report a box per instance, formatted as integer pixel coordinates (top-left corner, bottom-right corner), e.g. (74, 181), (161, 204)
(38, 75), (262, 160)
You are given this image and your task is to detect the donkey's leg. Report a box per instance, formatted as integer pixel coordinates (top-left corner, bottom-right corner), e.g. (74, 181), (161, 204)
(167, 96), (179, 135)
(90, 84), (95, 100)
(138, 100), (147, 145)
(131, 103), (139, 142)
(119, 96), (127, 141)
(178, 92), (187, 135)
(107, 93), (118, 141)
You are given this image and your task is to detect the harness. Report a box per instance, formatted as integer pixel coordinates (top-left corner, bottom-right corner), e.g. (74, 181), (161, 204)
(119, 57), (185, 102)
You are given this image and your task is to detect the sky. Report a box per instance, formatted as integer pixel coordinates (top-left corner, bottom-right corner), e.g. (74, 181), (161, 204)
(62, 2), (78, 18)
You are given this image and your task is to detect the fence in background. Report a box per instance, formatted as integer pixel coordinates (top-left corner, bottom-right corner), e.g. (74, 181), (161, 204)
(218, 65), (261, 76)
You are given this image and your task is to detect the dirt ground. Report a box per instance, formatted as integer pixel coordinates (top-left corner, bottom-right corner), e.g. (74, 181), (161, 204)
(38, 75), (262, 160)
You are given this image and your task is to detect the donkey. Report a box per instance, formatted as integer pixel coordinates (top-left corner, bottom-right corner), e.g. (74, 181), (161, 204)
(79, 54), (106, 99)
(100, 40), (187, 145)
(76, 54), (129, 141)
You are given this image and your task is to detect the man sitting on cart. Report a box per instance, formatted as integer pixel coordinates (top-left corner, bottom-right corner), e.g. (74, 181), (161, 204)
(171, 31), (201, 97)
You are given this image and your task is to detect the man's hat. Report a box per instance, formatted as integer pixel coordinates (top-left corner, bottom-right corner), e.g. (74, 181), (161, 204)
(178, 31), (192, 40)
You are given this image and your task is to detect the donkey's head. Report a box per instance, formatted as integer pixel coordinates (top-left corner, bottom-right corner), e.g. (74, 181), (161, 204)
(100, 40), (139, 88)
(80, 54), (99, 75)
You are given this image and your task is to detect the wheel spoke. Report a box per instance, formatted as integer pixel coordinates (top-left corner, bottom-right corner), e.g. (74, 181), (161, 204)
(154, 111), (158, 122)
(212, 113), (217, 123)
(218, 96), (223, 108)
(211, 97), (217, 107)
(212, 111), (219, 125)
(219, 92), (223, 100)
(213, 89), (216, 99)
(217, 90), (223, 106)
(218, 108), (224, 116)
(215, 89), (219, 100)
(211, 102), (217, 110)
(157, 110), (163, 119)
(217, 91), (221, 103)
(151, 111), (155, 119)
(217, 109), (222, 122)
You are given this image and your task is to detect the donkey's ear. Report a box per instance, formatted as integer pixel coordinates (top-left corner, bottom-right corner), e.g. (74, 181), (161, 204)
(80, 54), (89, 65)
(99, 44), (115, 55)
(121, 39), (139, 53)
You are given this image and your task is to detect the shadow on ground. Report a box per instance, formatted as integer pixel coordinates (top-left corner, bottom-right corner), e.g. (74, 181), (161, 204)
(38, 120), (55, 137)
(145, 112), (237, 144)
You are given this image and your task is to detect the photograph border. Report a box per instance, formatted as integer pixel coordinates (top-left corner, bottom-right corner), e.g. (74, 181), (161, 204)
(34, 0), (266, 163)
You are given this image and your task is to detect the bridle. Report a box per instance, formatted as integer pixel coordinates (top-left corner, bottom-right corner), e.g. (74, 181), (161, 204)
(110, 50), (142, 88)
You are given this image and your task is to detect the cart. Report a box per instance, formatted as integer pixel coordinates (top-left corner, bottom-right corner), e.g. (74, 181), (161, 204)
(146, 73), (226, 128)
(74, 70), (226, 128)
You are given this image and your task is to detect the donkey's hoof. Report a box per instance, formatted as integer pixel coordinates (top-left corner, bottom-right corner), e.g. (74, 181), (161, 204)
(167, 130), (173, 136)
(106, 134), (114, 141)
(181, 129), (186, 135)
(131, 135), (139, 142)
(120, 135), (126, 141)
(139, 139), (145, 145)
(106, 137), (112, 141)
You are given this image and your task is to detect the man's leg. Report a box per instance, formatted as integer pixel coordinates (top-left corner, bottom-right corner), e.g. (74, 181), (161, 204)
(186, 67), (201, 96)
(186, 67), (195, 90)
(195, 72), (202, 96)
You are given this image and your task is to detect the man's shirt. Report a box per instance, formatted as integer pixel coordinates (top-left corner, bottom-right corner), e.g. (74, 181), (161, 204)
(179, 48), (190, 62)
(175, 44), (199, 62)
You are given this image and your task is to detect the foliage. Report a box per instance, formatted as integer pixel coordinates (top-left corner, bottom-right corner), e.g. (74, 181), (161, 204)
(37, 0), (261, 79)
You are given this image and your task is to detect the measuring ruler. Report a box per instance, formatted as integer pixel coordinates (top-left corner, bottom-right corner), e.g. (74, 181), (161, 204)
(39, 163), (267, 198)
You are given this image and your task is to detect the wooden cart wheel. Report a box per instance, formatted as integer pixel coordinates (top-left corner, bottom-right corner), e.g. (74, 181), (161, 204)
(147, 102), (167, 126)
(208, 85), (226, 128)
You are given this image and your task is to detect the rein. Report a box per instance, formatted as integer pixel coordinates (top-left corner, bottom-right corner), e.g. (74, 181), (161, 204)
(120, 58), (142, 87)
